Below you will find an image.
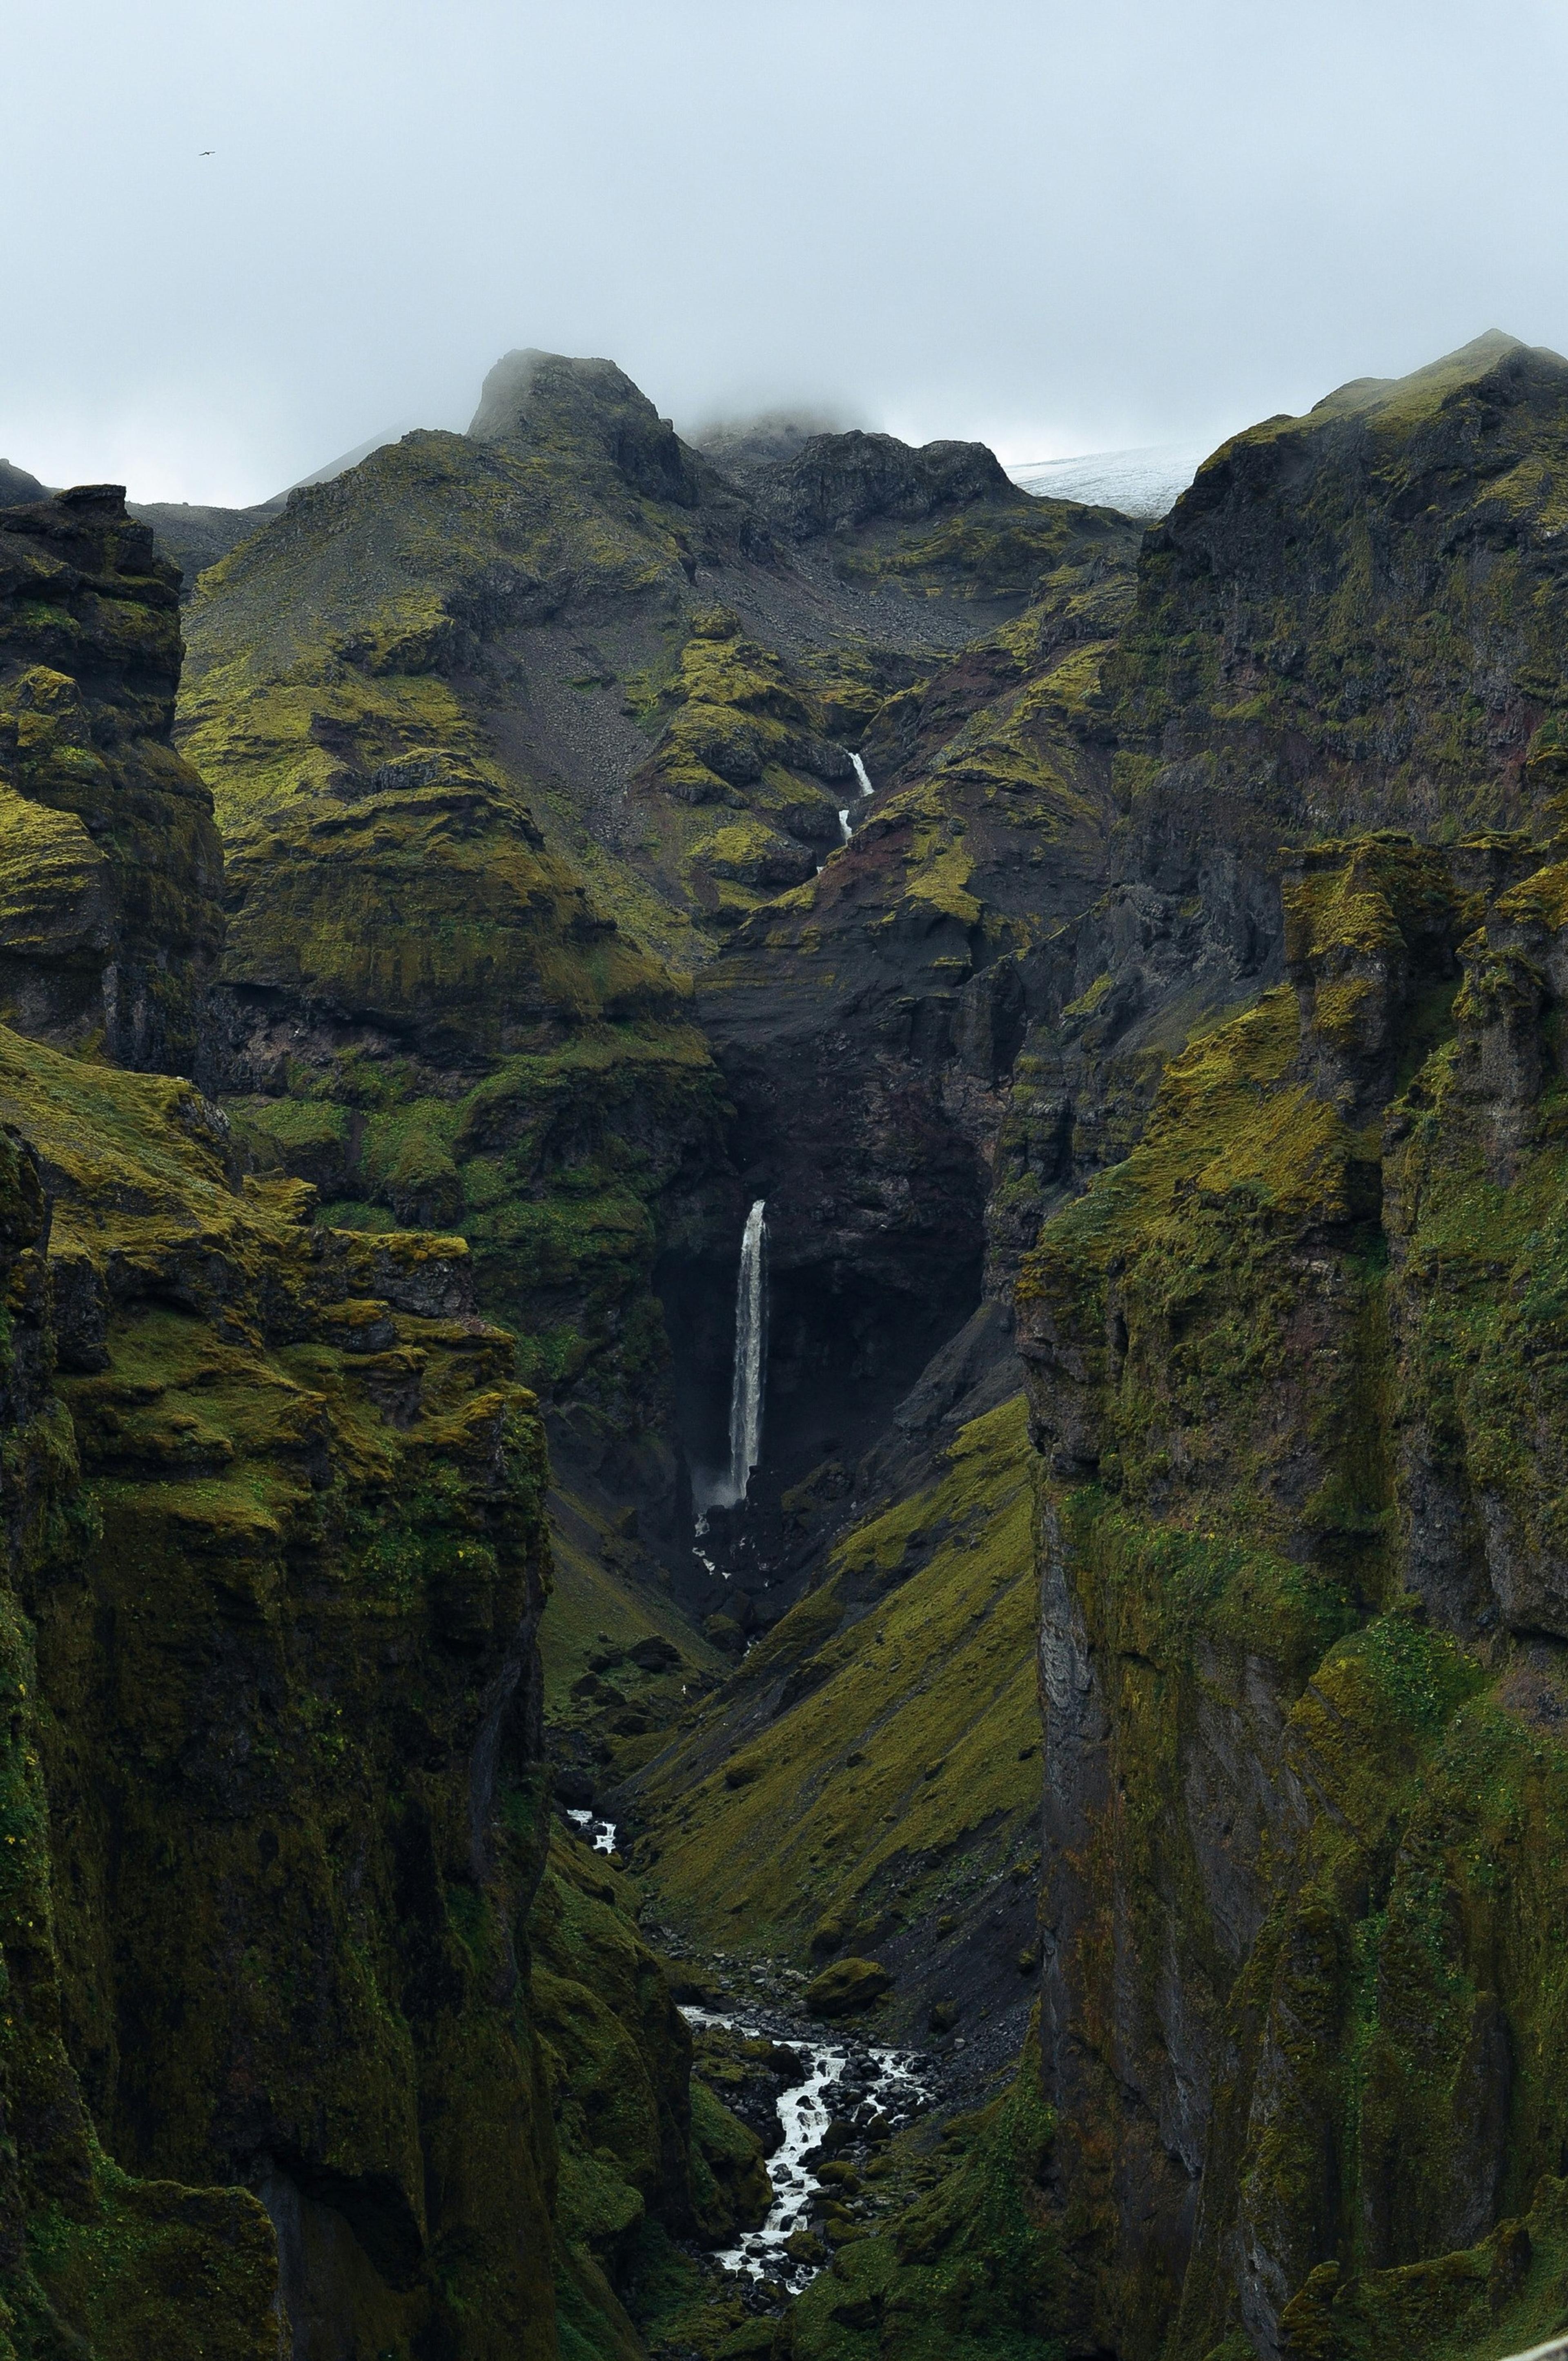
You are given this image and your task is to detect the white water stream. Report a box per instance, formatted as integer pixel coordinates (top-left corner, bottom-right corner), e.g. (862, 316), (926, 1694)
(692, 1198), (768, 1526)
(725, 1198), (767, 1504)
(683, 2009), (931, 2291)
(836, 807), (852, 843)
(849, 751), (874, 799)
(565, 1809), (619, 1856)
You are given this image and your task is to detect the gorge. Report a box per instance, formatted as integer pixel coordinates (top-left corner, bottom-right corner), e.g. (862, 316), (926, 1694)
(1, 329), (1568, 2361)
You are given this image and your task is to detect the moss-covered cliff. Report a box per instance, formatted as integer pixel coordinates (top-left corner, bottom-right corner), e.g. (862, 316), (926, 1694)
(0, 1016), (566, 2359)
(1015, 831), (1568, 2358)
(0, 488), (223, 1075)
(0, 482), (763, 2361)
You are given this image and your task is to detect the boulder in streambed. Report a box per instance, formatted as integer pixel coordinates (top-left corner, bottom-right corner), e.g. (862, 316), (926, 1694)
(804, 1957), (892, 2018)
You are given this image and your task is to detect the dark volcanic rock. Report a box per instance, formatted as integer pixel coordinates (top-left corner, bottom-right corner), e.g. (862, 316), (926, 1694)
(752, 428), (1020, 540)
(469, 345), (704, 508)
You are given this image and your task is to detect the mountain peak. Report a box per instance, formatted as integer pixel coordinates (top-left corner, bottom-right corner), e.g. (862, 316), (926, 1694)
(467, 346), (700, 506)
(750, 427), (1019, 539)
(1305, 327), (1560, 424)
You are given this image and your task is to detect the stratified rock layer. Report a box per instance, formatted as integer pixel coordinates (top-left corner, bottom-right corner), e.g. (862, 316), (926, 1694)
(0, 488), (224, 1075)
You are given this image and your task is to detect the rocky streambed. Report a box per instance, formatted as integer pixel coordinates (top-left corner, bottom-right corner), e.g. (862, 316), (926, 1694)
(682, 2007), (933, 2292)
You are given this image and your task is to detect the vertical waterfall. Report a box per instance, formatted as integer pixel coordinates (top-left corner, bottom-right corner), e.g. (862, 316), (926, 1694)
(837, 807), (852, 843)
(849, 751), (874, 798)
(726, 1198), (768, 1504)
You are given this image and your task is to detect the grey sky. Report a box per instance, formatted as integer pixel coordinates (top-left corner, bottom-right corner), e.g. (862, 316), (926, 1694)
(8, 0), (1568, 504)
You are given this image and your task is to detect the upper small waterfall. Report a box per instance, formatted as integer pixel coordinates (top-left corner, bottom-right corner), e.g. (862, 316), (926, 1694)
(849, 751), (874, 797)
(724, 1199), (768, 1505)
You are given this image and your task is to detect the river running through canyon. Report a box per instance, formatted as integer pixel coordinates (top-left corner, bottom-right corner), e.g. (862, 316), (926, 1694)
(682, 2009), (933, 2292)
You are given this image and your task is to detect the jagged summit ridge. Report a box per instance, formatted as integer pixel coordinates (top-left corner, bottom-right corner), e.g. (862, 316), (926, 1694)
(464, 347), (1023, 543)
(748, 425), (1020, 539)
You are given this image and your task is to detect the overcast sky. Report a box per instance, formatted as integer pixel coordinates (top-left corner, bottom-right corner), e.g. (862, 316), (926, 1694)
(7, 0), (1568, 504)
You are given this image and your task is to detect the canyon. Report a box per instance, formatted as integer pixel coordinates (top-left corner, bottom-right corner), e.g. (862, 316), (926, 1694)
(0, 327), (1567, 2361)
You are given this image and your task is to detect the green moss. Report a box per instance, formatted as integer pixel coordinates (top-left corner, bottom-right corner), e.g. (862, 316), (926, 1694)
(0, 501), (225, 1076)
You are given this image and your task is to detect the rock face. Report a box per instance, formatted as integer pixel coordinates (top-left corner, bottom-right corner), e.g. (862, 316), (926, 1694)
(468, 348), (704, 511)
(0, 1023), (560, 2357)
(748, 429), (1018, 540)
(0, 488), (224, 1075)
(1016, 832), (1568, 2358)
(1098, 331), (1568, 1002)
(0, 1114), (281, 2361)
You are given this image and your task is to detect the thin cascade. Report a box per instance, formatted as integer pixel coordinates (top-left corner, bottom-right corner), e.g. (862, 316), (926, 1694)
(836, 807), (852, 842)
(692, 1197), (768, 1525)
(849, 750), (874, 797)
(726, 1198), (768, 1504)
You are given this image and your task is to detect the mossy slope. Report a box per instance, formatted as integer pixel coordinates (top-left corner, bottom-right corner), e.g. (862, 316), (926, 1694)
(622, 1396), (1042, 2035)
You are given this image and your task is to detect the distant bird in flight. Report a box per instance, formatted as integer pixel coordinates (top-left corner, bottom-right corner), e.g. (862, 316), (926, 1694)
(199, 149), (214, 156)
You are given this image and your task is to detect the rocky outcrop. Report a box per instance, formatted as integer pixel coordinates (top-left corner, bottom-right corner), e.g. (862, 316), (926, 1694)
(468, 349), (704, 512)
(0, 488), (224, 1075)
(749, 429), (1018, 541)
(1097, 332), (1568, 1008)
